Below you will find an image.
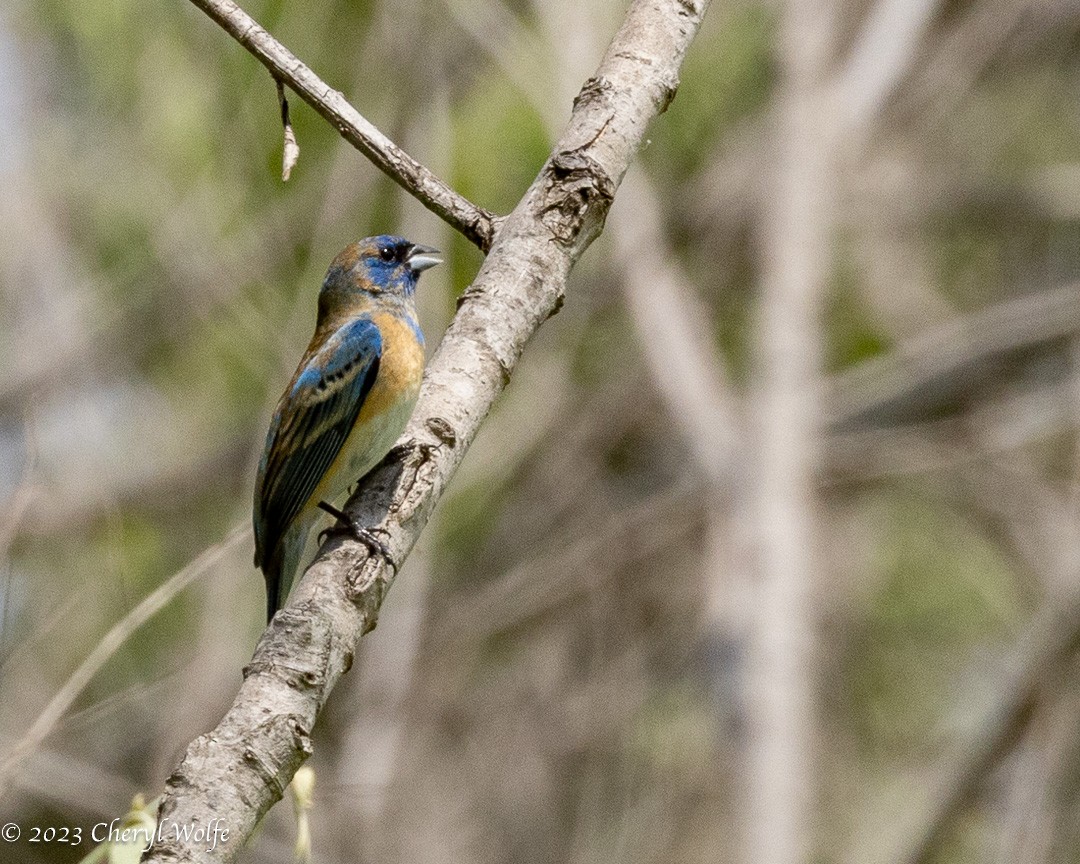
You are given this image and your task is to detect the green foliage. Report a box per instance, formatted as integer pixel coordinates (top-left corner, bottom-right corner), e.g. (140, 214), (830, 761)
(644, 3), (773, 183)
(847, 492), (1024, 758)
(451, 74), (551, 214)
(435, 478), (512, 586)
(826, 244), (890, 372)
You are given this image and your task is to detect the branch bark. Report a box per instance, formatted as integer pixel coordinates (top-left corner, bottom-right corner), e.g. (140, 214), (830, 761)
(187, 0), (497, 250)
(146, 1), (712, 860)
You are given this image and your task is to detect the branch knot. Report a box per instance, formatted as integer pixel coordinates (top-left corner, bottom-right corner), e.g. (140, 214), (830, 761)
(541, 150), (617, 245)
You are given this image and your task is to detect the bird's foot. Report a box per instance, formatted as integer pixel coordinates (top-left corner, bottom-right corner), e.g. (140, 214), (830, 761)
(385, 441), (417, 462)
(316, 501), (396, 572)
(386, 439), (439, 466)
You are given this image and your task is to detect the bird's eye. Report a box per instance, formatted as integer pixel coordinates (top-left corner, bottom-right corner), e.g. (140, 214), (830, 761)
(379, 246), (396, 262)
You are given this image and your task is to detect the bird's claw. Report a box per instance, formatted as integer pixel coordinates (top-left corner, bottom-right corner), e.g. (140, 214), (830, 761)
(387, 439), (438, 464)
(316, 501), (397, 572)
(385, 441), (417, 463)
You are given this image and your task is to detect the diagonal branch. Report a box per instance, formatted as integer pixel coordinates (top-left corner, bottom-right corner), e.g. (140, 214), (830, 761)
(0, 526), (248, 798)
(886, 599), (1080, 864)
(827, 280), (1080, 432)
(188, 0), (497, 251)
(147, 1), (712, 860)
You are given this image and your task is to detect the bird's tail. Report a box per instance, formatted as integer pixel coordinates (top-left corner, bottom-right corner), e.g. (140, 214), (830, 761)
(263, 546), (285, 624)
(260, 517), (314, 623)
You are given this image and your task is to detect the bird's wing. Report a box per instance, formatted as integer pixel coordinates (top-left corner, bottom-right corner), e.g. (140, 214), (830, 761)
(254, 316), (382, 570)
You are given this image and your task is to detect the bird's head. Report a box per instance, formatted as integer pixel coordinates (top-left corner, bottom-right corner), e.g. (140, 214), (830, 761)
(319, 235), (441, 318)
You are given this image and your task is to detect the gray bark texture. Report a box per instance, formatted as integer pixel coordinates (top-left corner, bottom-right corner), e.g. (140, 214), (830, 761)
(146, 0), (712, 860)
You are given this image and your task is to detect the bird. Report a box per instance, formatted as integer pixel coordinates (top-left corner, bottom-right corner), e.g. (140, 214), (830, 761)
(253, 235), (441, 622)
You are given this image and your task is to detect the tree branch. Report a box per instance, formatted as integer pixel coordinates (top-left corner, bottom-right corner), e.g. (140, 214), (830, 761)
(187, 0), (497, 250)
(146, 1), (711, 860)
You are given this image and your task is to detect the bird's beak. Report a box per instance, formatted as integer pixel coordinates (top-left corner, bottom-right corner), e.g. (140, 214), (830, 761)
(406, 244), (442, 273)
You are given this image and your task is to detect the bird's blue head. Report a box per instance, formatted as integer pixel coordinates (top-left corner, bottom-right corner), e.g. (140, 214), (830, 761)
(319, 235), (441, 320)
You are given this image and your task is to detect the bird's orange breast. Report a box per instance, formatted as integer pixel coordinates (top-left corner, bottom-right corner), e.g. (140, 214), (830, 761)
(358, 310), (425, 422)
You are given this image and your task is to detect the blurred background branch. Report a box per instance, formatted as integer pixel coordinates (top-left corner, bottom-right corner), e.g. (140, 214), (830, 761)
(891, 595), (1080, 864)
(0, 526), (247, 797)
(745, 0), (834, 861)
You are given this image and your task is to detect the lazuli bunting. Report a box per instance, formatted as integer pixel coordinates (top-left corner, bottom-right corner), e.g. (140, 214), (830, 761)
(254, 235), (441, 621)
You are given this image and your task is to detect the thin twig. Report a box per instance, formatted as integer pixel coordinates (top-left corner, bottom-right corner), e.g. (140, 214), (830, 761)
(0, 524), (247, 795)
(188, 0), (497, 250)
